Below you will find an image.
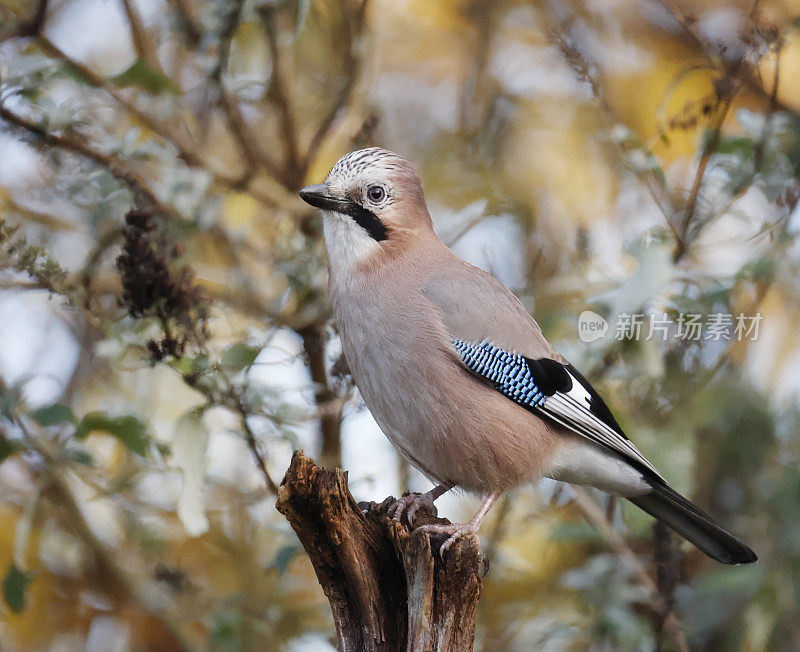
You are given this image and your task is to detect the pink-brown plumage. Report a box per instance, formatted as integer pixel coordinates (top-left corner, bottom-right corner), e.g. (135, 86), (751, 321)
(298, 147), (757, 564)
(329, 232), (565, 492)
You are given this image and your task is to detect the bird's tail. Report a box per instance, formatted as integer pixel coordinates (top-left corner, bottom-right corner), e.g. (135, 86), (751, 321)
(629, 481), (757, 565)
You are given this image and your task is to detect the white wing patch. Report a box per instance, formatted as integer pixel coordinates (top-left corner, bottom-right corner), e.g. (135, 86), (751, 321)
(538, 368), (664, 481)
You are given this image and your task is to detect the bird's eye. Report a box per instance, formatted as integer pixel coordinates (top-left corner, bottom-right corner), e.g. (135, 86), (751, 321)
(367, 186), (386, 203)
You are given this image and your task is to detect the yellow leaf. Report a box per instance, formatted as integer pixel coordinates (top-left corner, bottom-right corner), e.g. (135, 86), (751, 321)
(222, 192), (260, 229)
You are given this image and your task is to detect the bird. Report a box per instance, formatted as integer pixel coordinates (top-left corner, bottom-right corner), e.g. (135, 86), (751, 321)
(298, 147), (757, 565)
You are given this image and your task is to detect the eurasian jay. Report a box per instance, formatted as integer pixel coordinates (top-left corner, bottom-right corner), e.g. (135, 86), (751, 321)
(298, 147), (756, 565)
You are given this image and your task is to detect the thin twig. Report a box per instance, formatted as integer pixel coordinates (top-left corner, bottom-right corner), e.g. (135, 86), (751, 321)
(35, 35), (282, 208)
(674, 87), (738, 260)
(0, 101), (292, 320)
(2, 196), (76, 232)
(297, 323), (344, 469)
(237, 401), (280, 496)
(541, 5), (678, 238)
(212, 0), (286, 185)
(166, 0), (201, 46)
(652, 0), (792, 114)
(121, 0), (166, 76)
(753, 41), (782, 173)
(302, 0), (370, 174)
(0, 102), (167, 212)
(260, 5), (302, 186)
(571, 487), (690, 652)
(1, 396), (196, 650)
(0, 0), (48, 42)
(701, 41), (781, 230)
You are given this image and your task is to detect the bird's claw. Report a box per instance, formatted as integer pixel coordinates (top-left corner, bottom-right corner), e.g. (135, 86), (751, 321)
(388, 492), (438, 526)
(414, 522), (479, 558)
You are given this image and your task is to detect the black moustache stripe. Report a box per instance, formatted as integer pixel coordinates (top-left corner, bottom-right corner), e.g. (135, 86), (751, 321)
(345, 203), (388, 242)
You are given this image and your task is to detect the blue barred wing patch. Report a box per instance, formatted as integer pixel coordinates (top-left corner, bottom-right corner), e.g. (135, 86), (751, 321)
(452, 338), (664, 479)
(452, 339), (545, 408)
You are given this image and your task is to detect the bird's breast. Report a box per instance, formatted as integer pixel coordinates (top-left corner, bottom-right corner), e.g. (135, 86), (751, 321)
(330, 275), (452, 469)
(328, 274), (562, 493)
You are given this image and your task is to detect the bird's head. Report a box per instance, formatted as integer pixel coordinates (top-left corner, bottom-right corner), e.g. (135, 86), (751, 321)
(299, 148), (433, 270)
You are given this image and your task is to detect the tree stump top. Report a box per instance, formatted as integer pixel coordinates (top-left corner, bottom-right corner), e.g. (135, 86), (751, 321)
(276, 451), (483, 651)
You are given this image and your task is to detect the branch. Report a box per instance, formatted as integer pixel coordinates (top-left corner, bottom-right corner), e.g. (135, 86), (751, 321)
(297, 324), (343, 469)
(259, 4), (302, 186)
(277, 451), (483, 651)
(674, 83), (739, 260)
(1, 101), (307, 367)
(166, 0), (201, 47)
(540, 5), (679, 238)
(653, 522), (682, 651)
(43, 471), (193, 649)
(571, 487), (690, 652)
(212, 0), (287, 185)
(653, 0), (798, 116)
(121, 0), (166, 77)
(1, 196), (76, 232)
(752, 38), (783, 173)
(0, 101), (294, 326)
(233, 394), (280, 495)
(302, 0), (370, 174)
(35, 35), (282, 208)
(3, 398), (196, 650)
(0, 0), (49, 42)
(0, 102), (168, 213)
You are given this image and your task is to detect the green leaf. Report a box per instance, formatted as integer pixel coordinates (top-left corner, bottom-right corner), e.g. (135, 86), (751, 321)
(55, 61), (95, 86)
(75, 412), (149, 456)
(3, 565), (32, 613)
(111, 59), (179, 95)
(31, 403), (75, 426)
(220, 343), (260, 372)
(0, 381), (22, 421)
(737, 255), (776, 283)
(715, 135), (756, 159)
(172, 354), (209, 378)
(271, 544), (299, 575)
(67, 450), (94, 466)
(548, 522), (601, 543)
(18, 87), (41, 102)
(209, 611), (242, 651)
(0, 436), (16, 464)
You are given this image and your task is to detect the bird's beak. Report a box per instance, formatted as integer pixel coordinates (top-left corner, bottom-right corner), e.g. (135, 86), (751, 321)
(298, 184), (349, 212)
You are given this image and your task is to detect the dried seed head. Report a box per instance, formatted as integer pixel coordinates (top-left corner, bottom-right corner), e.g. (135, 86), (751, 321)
(116, 208), (208, 358)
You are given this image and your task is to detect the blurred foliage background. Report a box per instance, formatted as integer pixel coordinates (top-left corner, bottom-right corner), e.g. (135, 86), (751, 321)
(0, 0), (799, 649)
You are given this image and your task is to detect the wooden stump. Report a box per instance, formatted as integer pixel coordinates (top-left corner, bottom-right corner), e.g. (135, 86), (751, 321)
(276, 451), (483, 651)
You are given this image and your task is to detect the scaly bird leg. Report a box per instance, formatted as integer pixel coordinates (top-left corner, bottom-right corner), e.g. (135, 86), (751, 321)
(415, 490), (502, 557)
(388, 483), (453, 526)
